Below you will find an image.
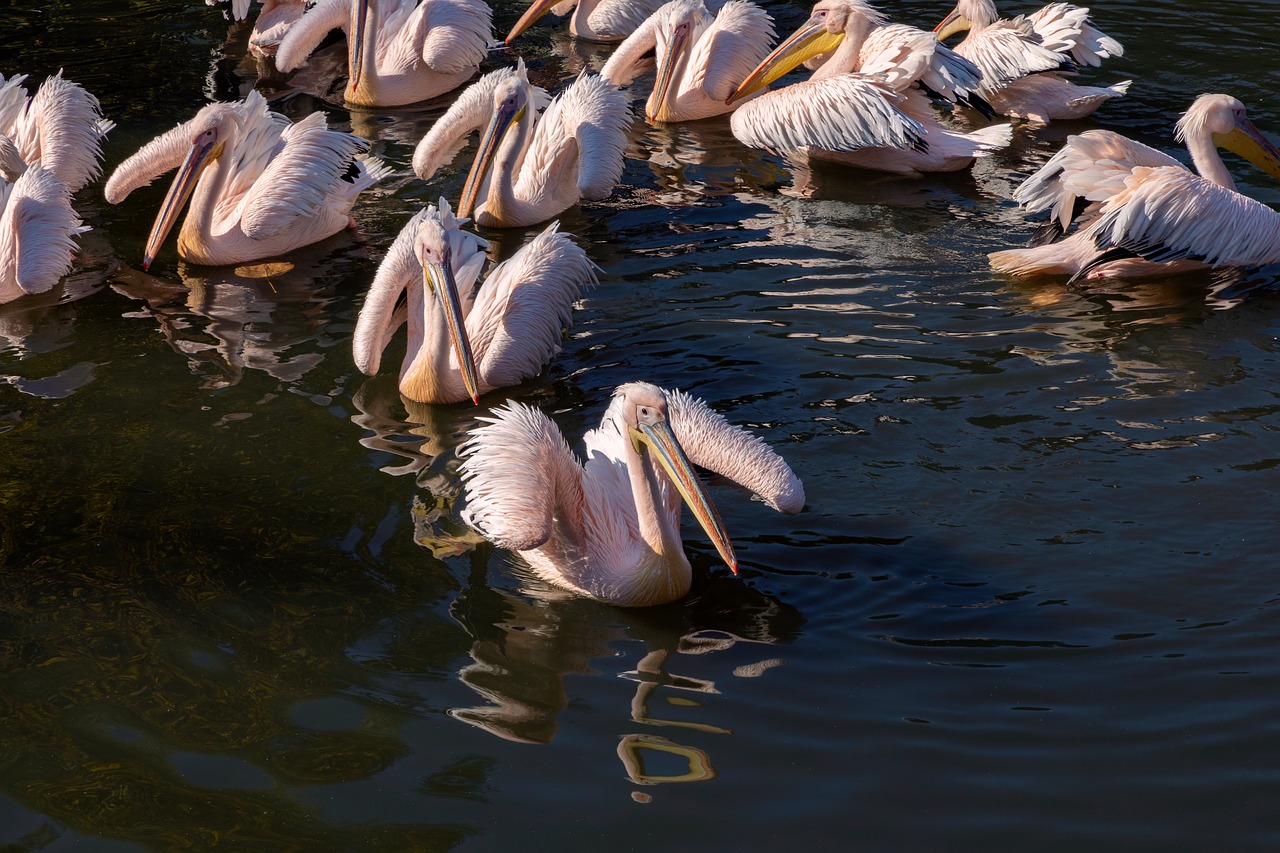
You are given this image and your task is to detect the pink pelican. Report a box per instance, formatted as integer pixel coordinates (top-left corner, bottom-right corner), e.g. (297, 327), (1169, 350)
(599, 0), (775, 123)
(726, 0), (1012, 176)
(104, 91), (390, 269)
(933, 0), (1128, 123)
(0, 165), (86, 304)
(505, 0), (666, 43)
(352, 198), (597, 404)
(0, 72), (114, 193)
(412, 61), (631, 228)
(274, 0), (493, 107)
(460, 382), (805, 606)
(206, 0), (309, 53)
(989, 94), (1280, 280)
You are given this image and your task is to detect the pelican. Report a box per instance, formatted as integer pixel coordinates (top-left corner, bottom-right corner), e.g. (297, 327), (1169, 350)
(0, 165), (86, 304)
(274, 0), (493, 107)
(726, 0), (1012, 176)
(104, 91), (390, 269)
(505, 0), (666, 44)
(412, 61), (631, 228)
(934, 0), (1129, 123)
(353, 198), (597, 404)
(989, 94), (1280, 281)
(599, 0), (775, 123)
(0, 72), (114, 193)
(206, 0), (309, 52)
(460, 382), (805, 607)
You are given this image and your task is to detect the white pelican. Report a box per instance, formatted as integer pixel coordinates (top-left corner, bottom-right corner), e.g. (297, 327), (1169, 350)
(989, 94), (1280, 281)
(934, 0), (1129, 123)
(206, 0), (309, 52)
(505, 0), (666, 43)
(274, 0), (492, 107)
(0, 72), (114, 193)
(353, 198), (597, 404)
(460, 381), (805, 607)
(412, 61), (631, 228)
(0, 165), (86, 304)
(104, 91), (390, 269)
(599, 0), (775, 123)
(726, 0), (1012, 176)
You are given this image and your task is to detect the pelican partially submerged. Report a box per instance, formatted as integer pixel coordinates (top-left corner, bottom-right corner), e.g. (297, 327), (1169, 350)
(505, 0), (666, 43)
(105, 92), (390, 268)
(600, 0), (775, 123)
(460, 382), (805, 606)
(727, 0), (1011, 175)
(989, 94), (1280, 280)
(275, 0), (493, 107)
(413, 61), (631, 228)
(0, 165), (86, 304)
(0, 72), (114, 193)
(353, 198), (598, 404)
(934, 0), (1129, 123)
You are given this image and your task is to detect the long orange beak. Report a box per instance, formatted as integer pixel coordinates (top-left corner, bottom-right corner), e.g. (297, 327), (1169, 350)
(933, 7), (971, 40)
(143, 134), (221, 270)
(727, 16), (844, 105)
(505, 0), (560, 44)
(648, 22), (692, 123)
(349, 0), (370, 94)
(457, 99), (523, 220)
(423, 249), (481, 405)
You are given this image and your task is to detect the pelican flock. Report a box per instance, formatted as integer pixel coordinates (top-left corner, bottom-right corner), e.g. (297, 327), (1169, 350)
(6, 0), (1280, 605)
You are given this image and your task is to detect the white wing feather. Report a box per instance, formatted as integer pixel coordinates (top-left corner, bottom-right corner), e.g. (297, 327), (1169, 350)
(0, 166), (84, 296)
(587, 0), (669, 40)
(420, 0), (493, 74)
(955, 19), (1063, 91)
(687, 0), (775, 104)
(1027, 2), (1122, 68)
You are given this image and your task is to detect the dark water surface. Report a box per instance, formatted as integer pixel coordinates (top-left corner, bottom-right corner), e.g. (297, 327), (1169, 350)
(2, 0), (1279, 849)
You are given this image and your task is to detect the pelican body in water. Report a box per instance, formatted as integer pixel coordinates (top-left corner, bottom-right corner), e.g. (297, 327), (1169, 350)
(105, 91), (390, 269)
(600, 0), (775, 123)
(413, 61), (631, 228)
(989, 94), (1280, 280)
(461, 382), (805, 606)
(934, 0), (1129, 123)
(206, 0), (310, 53)
(0, 72), (114, 193)
(275, 0), (493, 107)
(727, 0), (1011, 176)
(0, 165), (86, 304)
(353, 198), (598, 404)
(505, 0), (666, 43)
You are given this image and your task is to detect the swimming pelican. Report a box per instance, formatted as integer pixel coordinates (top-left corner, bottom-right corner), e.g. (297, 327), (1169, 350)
(104, 91), (390, 269)
(353, 198), (597, 404)
(274, 0), (493, 107)
(206, 0), (309, 52)
(505, 0), (666, 43)
(600, 0), (775, 123)
(413, 61), (631, 228)
(0, 72), (114, 193)
(460, 382), (805, 607)
(989, 94), (1280, 280)
(727, 0), (1012, 176)
(0, 165), (86, 304)
(934, 0), (1129, 123)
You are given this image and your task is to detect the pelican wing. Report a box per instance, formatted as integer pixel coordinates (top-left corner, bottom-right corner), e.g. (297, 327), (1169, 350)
(686, 0), (775, 103)
(1027, 2), (1122, 68)
(665, 388), (804, 514)
(420, 0), (493, 75)
(461, 402), (584, 551)
(859, 26), (987, 112)
(1087, 167), (1280, 268)
(955, 19), (1064, 90)
(274, 0), (349, 73)
(0, 75), (31, 135)
(352, 208), (422, 375)
(467, 222), (597, 387)
(730, 75), (926, 154)
(524, 73), (630, 201)
(0, 166), (84, 295)
(412, 67), (542, 180)
(587, 0), (668, 40)
(16, 73), (112, 193)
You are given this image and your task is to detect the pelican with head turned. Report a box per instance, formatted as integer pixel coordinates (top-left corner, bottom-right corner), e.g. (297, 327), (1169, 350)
(460, 382), (805, 607)
(274, 0), (493, 107)
(989, 94), (1280, 280)
(413, 61), (631, 229)
(0, 71), (114, 193)
(505, 0), (665, 44)
(104, 92), (390, 269)
(353, 198), (598, 405)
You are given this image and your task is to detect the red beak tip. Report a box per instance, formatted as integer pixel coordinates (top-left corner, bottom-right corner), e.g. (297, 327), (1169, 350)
(729, 561), (740, 576)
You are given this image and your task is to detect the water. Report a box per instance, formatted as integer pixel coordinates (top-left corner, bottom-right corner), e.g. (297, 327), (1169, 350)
(2, 0), (1279, 849)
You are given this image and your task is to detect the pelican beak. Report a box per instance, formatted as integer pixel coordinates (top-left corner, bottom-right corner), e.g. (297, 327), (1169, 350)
(1217, 117), (1280, 182)
(143, 134), (222, 270)
(631, 419), (738, 574)
(933, 7), (972, 40)
(457, 99), (525, 220)
(727, 16), (844, 105)
(424, 247), (481, 405)
(649, 23), (692, 123)
(349, 0), (370, 94)
(505, 0), (560, 44)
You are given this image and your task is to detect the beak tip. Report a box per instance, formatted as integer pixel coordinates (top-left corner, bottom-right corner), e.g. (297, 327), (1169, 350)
(729, 560), (740, 576)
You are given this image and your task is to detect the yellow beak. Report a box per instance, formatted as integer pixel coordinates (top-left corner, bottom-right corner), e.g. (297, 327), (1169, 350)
(349, 0), (370, 94)
(505, 0), (560, 44)
(144, 135), (222, 270)
(457, 102), (524, 221)
(1217, 117), (1280, 182)
(424, 252), (481, 405)
(649, 24), (692, 123)
(727, 17), (845, 105)
(933, 7), (972, 41)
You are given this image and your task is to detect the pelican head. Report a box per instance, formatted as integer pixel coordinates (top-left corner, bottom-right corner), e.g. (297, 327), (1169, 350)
(412, 212), (481, 404)
(617, 382), (738, 574)
(143, 103), (235, 270)
(1177, 94), (1280, 183)
(457, 64), (533, 220)
(648, 0), (711, 122)
(934, 0), (998, 40)
(727, 0), (883, 105)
